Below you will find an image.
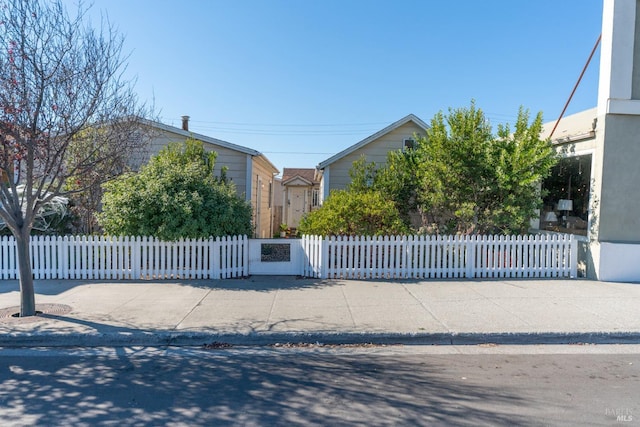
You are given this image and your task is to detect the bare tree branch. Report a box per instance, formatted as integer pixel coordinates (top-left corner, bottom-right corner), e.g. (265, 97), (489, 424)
(0, 0), (152, 316)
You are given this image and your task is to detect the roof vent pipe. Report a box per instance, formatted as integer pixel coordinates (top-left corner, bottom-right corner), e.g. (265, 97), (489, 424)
(181, 115), (190, 131)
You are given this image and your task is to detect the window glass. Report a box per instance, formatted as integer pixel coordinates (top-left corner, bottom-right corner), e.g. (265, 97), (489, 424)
(540, 154), (592, 236)
(403, 138), (416, 151)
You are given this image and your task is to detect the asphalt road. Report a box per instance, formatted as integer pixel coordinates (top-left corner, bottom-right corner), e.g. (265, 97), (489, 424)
(0, 345), (638, 426)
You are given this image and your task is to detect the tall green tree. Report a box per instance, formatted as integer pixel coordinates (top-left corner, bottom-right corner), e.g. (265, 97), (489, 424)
(99, 138), (252, 240)
(346, 102), (558, 235)
(416, 102), (557, 234)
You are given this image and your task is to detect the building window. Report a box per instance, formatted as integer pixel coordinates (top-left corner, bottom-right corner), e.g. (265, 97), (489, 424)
(312, 188), (320, 207)
(403, 138), (416, 151)
(540, 154), (592, 236)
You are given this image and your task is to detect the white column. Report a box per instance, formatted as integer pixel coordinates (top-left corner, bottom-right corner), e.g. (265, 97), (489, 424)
(598, 0), (640, 115)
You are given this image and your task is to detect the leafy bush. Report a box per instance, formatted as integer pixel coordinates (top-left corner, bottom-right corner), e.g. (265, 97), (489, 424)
(99, 138), (252, 240)
(298, 190), (409, 236)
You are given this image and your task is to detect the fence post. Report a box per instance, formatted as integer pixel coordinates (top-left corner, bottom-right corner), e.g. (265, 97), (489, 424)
(321, 236), (329, 279)
(221, 236), (228, 279)
(1, 236), (7, 280)
(305, 235), (312, 278)
(310, 235), (316, 278)
(131, 236), (140, 279)
(312, 235), (320, 278)
(570, 234), (578, 278)
(233, 236), (240, 277)
(308, 235), (316, 278)
(240, 235), (246, 277)
(61, 235), (68, 279)
(209, 236), (217, 279)
(404, 235), (412, 279)
(301, 235), (307, 277)
(1, 236), (5, 279)
(196, 237), (203, 279)
(466, 235), (476, 278)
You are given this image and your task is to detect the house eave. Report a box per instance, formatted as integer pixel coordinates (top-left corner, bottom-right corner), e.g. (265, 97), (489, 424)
(253, 153), (280, 175)
(550, 131), (596, 145)
(139, 118), (262, 156)
(282, 176), (314, 186)
(317, 113), (429, 169)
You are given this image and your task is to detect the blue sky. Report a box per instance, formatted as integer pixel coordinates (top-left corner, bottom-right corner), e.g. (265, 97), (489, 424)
(74, 0), (603, 173)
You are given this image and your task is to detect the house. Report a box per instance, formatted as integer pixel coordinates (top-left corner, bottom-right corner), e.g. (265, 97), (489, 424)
(316, 114), (428, 203)
(135, 116), (279, 238)
(280, 168), (321, 230)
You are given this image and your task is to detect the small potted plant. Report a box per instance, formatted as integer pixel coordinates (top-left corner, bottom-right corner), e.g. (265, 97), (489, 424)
(279, 223), (288, 238)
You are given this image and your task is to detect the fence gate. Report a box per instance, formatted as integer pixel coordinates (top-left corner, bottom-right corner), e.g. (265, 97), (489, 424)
(248, 238), (305, 275)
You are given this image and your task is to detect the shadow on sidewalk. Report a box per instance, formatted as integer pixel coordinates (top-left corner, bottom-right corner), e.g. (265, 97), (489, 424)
(0, 280), (87, 296)
(0, 276), (341, 298)
(0, 309), (157, 339)
(183, 275), (340, 292)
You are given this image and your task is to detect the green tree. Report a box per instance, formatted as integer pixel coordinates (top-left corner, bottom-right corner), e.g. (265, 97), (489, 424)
(346, 102), (558, 235)
(99, 138), (252, 240)
(416, 102), (557, 234)
(374, 148), (423, 225)
(298, 189), (409, 236)
(347, 156), (378, 192)
(347, 154), (420, 228)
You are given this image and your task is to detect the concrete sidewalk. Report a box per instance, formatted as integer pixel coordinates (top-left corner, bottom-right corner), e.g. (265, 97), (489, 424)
(1, 277), (640, 347)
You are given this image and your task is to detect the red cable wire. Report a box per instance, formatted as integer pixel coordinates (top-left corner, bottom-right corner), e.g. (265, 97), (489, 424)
(549, 33), (602, 139)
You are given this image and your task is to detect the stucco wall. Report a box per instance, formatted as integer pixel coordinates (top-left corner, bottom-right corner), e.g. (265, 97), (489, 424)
(597, 114), (640, 242)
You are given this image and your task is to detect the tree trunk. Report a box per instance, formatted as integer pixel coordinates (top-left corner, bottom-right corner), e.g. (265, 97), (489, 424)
(15, 229), (36, 317)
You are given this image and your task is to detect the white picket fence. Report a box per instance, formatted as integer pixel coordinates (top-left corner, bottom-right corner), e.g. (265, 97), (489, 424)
(0, 233), (577, 280)
(301, 234), (578, 279)
(0, 235), (248, 280)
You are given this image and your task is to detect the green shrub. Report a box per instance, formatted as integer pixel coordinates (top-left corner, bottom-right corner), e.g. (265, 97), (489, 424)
(99, 138), (252, 240)
(298, 190), (409, 236)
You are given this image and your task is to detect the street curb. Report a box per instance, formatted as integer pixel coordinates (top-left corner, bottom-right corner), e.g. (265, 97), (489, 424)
(1, 331), (640, 348)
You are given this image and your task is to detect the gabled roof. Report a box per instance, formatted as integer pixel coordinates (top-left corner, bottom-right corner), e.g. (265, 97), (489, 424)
(317, 114), (429, 169)
(281, 168), (318, 186)
(139, 117), (279, 173)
